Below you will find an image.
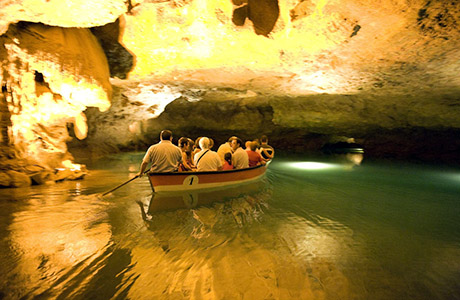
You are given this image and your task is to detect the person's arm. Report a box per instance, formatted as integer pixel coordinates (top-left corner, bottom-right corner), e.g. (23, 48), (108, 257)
(138, 161), (148, 177)
(181, 152), (194, 170)
(175, 149), (183, 171)
(262, 148), (274, 160)
(138, 146), (153, 177)
(257, 152), (266, 165)
(216, 154), (223, 171)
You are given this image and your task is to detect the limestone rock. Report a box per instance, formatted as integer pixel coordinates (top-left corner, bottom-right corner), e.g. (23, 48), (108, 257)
(7, 170), (31, 187)
(247, 0), (279, 36)
(91, 19), (134, 79)
(1, 0), (460, 167)
(0, 0), (127, 35)
(30, 170), (54, 185)
(1, 22), (112, 167)
(0, 172), (11, 187)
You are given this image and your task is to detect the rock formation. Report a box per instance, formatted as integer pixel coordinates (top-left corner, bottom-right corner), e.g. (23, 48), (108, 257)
(1, 0), (460, 187)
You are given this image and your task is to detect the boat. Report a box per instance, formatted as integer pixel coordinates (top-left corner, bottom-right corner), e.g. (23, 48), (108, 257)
(146, 179), (268, 212)
(147, 163), (269, 192)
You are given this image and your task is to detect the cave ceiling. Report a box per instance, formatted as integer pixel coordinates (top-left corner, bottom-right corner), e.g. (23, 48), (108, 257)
(1, 0), (460, 164)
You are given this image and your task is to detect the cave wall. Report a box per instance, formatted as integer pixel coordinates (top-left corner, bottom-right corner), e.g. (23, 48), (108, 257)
(0, 23), (112, 166)
(0, 22), (113, 187)
(68, 83), (460, 164)
(0, 0), (126, 35)
(0, 0), (459, 180)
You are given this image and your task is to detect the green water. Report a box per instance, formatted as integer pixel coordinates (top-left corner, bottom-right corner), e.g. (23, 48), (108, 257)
(0, 153), (459, 299)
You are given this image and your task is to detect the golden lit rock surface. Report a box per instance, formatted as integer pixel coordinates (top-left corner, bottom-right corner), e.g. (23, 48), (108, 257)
(1, 22), (111, 173)
(0, 0), (126, 35)
(1, 0), (460, 173)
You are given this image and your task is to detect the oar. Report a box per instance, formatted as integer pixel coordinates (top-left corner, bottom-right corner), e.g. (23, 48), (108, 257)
(102, 174), (141, 197)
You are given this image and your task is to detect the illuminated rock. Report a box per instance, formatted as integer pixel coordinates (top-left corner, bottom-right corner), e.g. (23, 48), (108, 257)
(0, 0), (127, 35)
(0, 172), (11, 187)
(30, 170), (54, 185)
(7, 170), (32, 187)
(1, 22), (112, 168)
(1, 0), (460, 169)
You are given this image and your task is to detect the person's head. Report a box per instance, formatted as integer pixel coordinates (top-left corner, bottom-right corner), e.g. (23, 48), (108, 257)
(199, 137), (211, 150)
(209, 138), (214, 149)
(187, 138), (195, 151)
(224, 152), (232, 164)
(227, 136), (237, 144)
(194, 137), (202, 150)
(254, 138), (260, 148)
(178, 137), (188, 149)
(231, 137), (243, 150)
(160, 130), (173, 141)
(260, 135), (268, 144)
(249, 141), (257, 151)
(245, 140), (251, 149)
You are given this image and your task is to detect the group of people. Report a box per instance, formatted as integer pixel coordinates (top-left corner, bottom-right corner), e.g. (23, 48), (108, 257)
(137, 130), (274, 176)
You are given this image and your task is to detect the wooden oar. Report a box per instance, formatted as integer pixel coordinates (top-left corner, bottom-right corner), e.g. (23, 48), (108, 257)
(102, 175), (140, 196)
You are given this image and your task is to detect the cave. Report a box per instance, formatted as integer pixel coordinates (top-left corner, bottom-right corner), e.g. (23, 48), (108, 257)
(1, 0), (460, 185)
(1, 1), (460, 298)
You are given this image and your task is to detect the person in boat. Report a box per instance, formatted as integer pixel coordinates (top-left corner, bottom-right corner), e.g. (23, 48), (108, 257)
(217, 136), (236, 163)
(194, 137), (223, 171)
(244, 140), (251, 151)
(230, 137), (249, 169)
(222, 152), (234, 170)
(178, 137), (195, 171)
(192, 137), (203, 158)
(137, 130), (182, 176)
(246, 141), (266, 167)
(258, 135), (274, 160)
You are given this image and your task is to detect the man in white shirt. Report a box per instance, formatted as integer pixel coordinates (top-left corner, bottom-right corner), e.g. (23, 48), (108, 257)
(194, 137), (222, 171)
(217, 136), (237, 163)
(231, 137), (249, 169)
(138, 130), (182, 176)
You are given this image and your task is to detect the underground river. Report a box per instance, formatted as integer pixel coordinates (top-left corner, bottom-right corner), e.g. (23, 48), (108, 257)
(0, 153), (459, 299)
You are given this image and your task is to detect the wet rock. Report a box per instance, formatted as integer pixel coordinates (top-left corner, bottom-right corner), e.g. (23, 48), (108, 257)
(30, 170), (54, 185)
(7, 170), (31, 188)
(0, 172), (11, 187)
(54, 168), (87, 182)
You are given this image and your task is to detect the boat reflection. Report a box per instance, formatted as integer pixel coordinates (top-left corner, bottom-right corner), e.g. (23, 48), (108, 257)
(139, 180), (271, 222)
(148, 180), (268, 212)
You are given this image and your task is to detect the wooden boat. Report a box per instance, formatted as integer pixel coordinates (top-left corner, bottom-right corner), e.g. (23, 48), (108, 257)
(146, 179), (268, 212)
(147, 163), (269, 192)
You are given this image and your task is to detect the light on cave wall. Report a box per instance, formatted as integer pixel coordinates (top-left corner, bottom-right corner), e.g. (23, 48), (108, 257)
(294, 71), (347, 94)
(1, 0), (371, 171)
(123, 83), (183, 119)
(122, 0), (347, 95)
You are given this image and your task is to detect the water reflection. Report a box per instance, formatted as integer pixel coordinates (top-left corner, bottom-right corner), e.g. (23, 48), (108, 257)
(126, 180), (357, 299)
(280, 155), (363, 175)
(6, 193), (113, 298)
(1, 154), (459, 299)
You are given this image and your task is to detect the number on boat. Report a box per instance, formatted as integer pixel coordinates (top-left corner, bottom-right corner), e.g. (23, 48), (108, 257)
(183, 175), (199, 187)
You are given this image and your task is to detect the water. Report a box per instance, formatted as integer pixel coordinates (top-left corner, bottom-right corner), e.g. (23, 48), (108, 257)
(0, 153), (459, 299)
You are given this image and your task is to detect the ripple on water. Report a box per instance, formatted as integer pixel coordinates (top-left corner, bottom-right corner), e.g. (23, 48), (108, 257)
(1, 155), (460, 299)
